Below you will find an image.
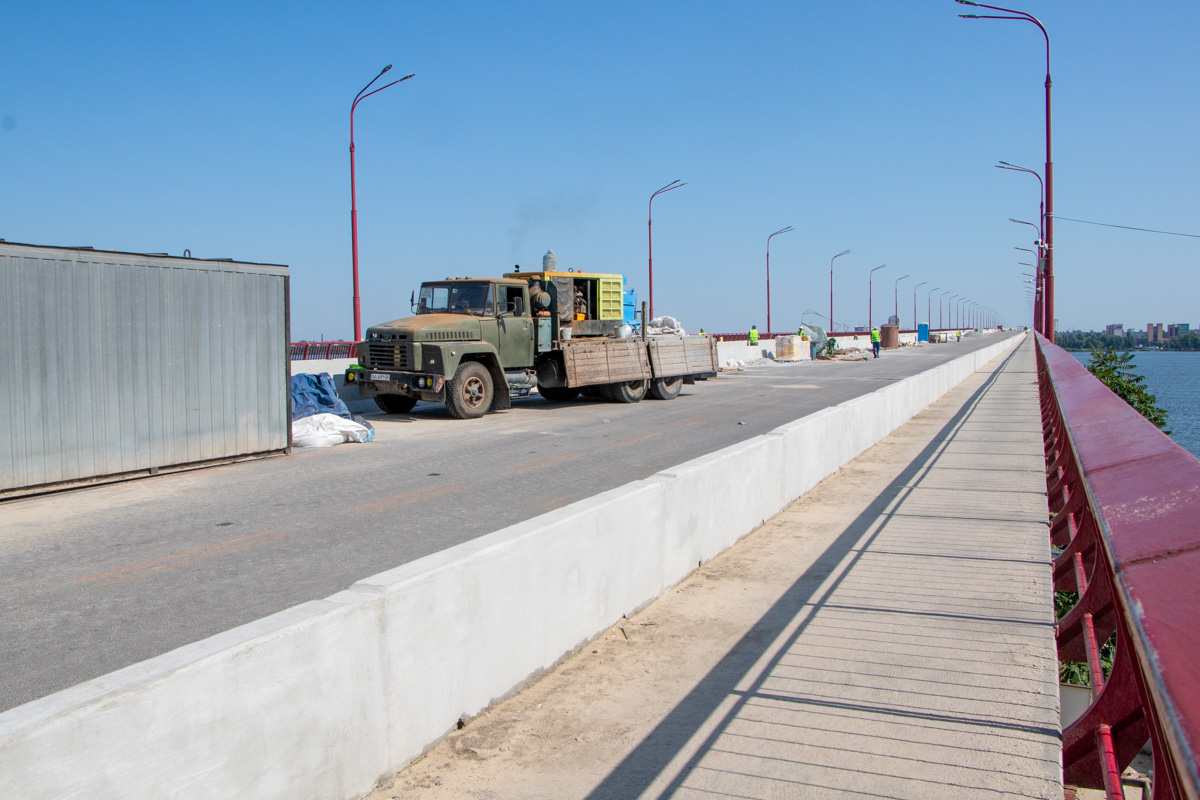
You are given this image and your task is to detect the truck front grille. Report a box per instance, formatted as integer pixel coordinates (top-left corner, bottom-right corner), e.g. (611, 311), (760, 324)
(367, 341), (413, 370)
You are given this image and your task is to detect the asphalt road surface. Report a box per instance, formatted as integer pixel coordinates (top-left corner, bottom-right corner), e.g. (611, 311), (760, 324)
(0, 332), (1018, 711)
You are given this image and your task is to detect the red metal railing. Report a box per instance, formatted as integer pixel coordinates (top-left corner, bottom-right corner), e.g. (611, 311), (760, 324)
(1037, 332), (1200, 800)
(290, 341), (358, 360)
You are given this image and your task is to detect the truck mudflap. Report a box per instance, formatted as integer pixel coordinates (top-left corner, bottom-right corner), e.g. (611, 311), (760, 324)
(648, 336), (719, 378)
(345, 367), (444, 401)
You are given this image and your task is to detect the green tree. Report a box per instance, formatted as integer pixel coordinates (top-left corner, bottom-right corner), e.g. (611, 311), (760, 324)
(1086, 347), (1170, 432)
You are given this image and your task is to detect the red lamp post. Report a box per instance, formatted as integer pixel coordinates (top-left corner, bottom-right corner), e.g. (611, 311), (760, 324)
(829, 250), (852, 333)
(939, 291), (951, 330)
(998, 161), (1045, 333)
(893, 274), (910, 327)
(913, 281), (927, 330)
(868, 265), (888, 331)
(350, 65), (414, 343)
(958, 1), (1054, 342)
(766, 226), (794, 336)
(648, 180), (686, 321)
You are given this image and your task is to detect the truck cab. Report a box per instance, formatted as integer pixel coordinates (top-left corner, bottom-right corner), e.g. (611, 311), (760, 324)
(347, 277), (537, 418)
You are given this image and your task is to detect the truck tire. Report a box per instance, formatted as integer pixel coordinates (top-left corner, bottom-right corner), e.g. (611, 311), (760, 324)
(446, 361), (493, 419)
(374, 395), (418, 414)
(648, 376), (683, 400)
(605, 379), (648, 403)
(538, 385), (580, 402)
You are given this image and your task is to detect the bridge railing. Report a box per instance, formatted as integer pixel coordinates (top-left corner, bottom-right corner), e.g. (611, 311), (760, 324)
(290, 341), (357, 360)
(1036, 332), (1200, 800)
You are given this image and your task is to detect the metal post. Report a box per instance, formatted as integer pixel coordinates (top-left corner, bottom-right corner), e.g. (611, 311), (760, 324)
(829, 250), (851, 334)
(869, 264), (887, 331)
(913, 281), (927, 331)
(350, 66), (414, 343)
(766, 227), (794, 336)
(893, 274), (909, 328)
(648, 180), (686, 322)
(958, 1), (1053, 341)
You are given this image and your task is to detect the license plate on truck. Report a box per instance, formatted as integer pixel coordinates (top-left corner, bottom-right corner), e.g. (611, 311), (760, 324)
(370, 373), (391, 381)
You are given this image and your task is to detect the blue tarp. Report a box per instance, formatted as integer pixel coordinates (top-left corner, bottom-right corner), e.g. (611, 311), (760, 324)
(291, 373), (352, 421)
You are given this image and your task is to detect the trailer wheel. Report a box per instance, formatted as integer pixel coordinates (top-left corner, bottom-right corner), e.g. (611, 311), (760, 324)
(606, 379), (648, 403)
(648, 376), (683, 400)
(446, 361), (493, 419)
(374, 395), (418, 414)
(538, 385), (580, 402)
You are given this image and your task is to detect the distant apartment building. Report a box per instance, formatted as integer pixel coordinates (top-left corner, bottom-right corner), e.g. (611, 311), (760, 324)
(1104, 324), (1125, 337)
(1148, 323), (1166, 344)
(1167, 323), (1191, 338)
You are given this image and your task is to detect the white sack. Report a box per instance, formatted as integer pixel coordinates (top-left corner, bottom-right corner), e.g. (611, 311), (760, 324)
(292, 413), (373, 448)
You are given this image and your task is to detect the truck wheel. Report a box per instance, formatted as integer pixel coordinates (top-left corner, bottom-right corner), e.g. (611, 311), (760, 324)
(446, 361), (493, 419)
(374, 395), (418, 414)
(648, 376), (683, 400)
(539, 385), (580, 402)
(581, 386), (605, 399)
(606, 379), (648, 403)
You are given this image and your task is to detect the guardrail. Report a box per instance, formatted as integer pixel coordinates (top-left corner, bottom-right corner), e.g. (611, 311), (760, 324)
(290, 341), (357, 360)
(1036, 332), (1200, 800)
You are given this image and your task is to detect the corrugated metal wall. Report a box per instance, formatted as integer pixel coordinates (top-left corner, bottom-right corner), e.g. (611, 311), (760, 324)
(0, 243), (290, 494)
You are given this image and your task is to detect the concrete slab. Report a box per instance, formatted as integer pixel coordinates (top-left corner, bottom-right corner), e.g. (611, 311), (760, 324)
(369, 336), (1061, 800)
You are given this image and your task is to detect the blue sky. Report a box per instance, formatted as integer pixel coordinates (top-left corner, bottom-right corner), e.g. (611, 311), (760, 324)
(2, 1), (1197, 338)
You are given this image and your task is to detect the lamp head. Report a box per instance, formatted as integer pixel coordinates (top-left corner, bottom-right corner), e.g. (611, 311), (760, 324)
(381, 65), (393, 74)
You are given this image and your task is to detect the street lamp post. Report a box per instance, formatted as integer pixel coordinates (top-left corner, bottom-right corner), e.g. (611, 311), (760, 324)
(913, 281), (927, 330)
(999, 161), (1046, 333)
(949, 294), (959, 329)
(829, 249), (851, 333)
(350, 65), (415, 343)
(959, 1), (1054, 341)
(766, 226), (794, 335)
(927, 286), (940, 331)
(868, 265), (888, 331)
(1011, 218), (1044, 334)
(648, 179), (686, 322)
(893, 274), (910, 327)
(940, 291), (951, 330)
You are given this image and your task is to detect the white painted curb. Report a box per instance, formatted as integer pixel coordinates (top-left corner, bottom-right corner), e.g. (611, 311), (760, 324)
(0, 333), (1024, 800)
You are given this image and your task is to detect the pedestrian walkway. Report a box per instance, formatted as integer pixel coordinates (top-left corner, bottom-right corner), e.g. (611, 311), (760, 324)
(369, 337), (1061, 800)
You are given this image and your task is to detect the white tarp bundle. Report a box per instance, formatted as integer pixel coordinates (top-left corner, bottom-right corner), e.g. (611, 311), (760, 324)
(292, 413), (374, 448)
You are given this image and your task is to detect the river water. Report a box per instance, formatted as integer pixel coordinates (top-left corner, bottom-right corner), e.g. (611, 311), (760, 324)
(1071, 351), (1200, 460)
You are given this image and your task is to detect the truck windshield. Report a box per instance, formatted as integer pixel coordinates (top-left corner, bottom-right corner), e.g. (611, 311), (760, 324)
(417, 283), (493, 316)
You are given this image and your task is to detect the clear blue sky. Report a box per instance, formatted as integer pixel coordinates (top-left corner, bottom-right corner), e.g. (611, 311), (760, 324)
(3, 1), (1197, 338)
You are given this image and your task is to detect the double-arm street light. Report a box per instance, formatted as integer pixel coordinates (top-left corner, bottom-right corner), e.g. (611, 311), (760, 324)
(958, 0), (1054, 341)
(894, 274), (910, 327)
(766, 226), (795, 335)
(648, 180), (686, 321)
(829, 249), (852, 333)
(913, 281), (928, 330)
(868, 265), (888, 330)
(350, 65), (415, 342)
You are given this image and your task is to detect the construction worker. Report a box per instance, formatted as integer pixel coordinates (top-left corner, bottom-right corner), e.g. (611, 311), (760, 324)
(698, 328), (707, 336)
(870, 327), (881, 358)
(748, 325), (759, 346)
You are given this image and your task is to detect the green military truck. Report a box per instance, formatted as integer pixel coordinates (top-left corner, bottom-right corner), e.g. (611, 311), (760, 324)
(345, 268), (717, 419)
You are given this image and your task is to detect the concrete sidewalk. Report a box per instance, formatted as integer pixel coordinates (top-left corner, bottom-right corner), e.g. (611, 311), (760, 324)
(367, 337), (1060, 800)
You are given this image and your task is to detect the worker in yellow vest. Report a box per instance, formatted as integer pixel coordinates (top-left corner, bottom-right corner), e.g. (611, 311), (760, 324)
(748, 325), (759, 346)
(870, 327), (881, 358)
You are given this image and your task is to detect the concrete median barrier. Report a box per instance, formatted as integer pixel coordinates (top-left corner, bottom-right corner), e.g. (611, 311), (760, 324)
(0, 334), (1022, 800)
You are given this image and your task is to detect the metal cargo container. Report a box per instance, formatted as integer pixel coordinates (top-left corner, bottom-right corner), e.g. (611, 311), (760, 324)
(0, 242), (290, 496)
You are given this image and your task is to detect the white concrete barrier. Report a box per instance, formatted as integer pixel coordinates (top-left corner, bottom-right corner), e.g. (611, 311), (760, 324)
(0, 333), (1024, 800)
